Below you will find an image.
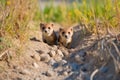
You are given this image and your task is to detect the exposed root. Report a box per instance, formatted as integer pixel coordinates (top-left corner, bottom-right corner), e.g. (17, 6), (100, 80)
(99, 34), (120, 73)
(90, 69), (99, 80)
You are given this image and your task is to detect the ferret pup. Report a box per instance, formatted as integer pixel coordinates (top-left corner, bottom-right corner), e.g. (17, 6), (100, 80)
(58, 27), (73, 48)
(40, 23), (57, 45)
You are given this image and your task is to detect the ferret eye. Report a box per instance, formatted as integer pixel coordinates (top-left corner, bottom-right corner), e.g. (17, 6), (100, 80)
(68, 32), (70, 34)
(48, 27), (51, 29)
(42, 27), (45, 30)
(62, 32), (65, 35)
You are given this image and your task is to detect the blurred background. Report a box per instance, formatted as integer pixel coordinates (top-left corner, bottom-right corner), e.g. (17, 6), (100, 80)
(0, 0), (120, 53)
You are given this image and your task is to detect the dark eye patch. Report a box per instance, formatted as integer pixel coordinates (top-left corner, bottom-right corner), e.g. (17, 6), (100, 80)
(48, 27), (51, 29)
(68, 32), (70, 34)
(42, 27), (45, 30)
(62, 32), (65, 35)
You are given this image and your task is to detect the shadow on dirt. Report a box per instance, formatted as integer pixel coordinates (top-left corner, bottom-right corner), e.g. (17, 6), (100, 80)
(64, 34), (120, 80)
(30, 37), (41, 42)
(71, 24), (92, 49)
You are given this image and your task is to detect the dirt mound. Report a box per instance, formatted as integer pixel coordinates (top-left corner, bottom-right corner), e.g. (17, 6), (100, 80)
(0, 22), (120, 80)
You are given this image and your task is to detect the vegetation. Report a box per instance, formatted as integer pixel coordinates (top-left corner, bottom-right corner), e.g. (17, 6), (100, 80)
(0, 0), (120, 53)
(36, 0), (120, 32)
(0, 0), (38, 53)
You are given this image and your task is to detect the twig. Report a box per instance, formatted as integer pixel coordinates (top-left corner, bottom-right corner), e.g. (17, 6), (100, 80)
(90, 62), (107, 80)
(106, 44), (120, 73)
(0, 49), (9, 59)
(109, 41), (120, 57)
(90, 69), (99, 80)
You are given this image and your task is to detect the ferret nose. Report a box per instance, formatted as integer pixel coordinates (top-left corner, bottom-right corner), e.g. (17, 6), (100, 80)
(65, 35), (68, 38)
(45, 30), (47, 33)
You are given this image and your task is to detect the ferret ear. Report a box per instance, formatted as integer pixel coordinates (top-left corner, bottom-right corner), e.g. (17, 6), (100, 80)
(40, 23), (44, 27)
(51, 23), (54, 27)
(40, 23), (44, 30)
(70, 27), (73, 31)
(59, 28), (63, 31)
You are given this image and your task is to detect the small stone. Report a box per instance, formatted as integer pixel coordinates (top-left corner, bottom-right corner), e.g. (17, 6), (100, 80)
(19, 69), (30, 75)
(61, 60), (67, 64)
(62, 51), (69, 57)
(53, 45), (58, 49)
(40, 54), (50, 62)
(33, 62), (39, 68)
(56, 50), (64, 57)
(34, 77), (41, 80)
(48, 58), (56, 65)
(54, 56), (62, 61)
(13, 65), (20, 70)
(75, 54), (85, 63)
(65, 65), (70, 69)
(59, 60), (67, 66)
(49, 50), (56, 57)
(60, 48), (69, 57)
(100, 57), (104, 61)
(50, 45), (58, 50)
(33, 53), (41, 61)
(75, 54), (81, 62)
(69, 71), (73, 75)
(46, 70), (54, 77)
(63, 71), (68, 76)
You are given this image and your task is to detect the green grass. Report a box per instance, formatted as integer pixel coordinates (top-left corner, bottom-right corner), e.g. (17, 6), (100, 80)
(35, 0), (120, 31)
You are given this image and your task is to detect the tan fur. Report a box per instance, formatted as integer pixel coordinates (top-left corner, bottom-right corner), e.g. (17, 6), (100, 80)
(58, 27), (73, 48)
(40, 23), (57, 45)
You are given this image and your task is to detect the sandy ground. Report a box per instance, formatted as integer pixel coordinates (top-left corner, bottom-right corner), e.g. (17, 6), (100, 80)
(0, 21), (120, 80)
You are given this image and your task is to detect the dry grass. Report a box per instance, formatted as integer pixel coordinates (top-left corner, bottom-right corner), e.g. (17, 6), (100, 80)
(0, 0), (38, 53)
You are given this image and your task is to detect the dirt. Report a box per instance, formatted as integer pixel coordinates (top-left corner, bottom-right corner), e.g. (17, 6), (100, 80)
(0, 21), (120, 80)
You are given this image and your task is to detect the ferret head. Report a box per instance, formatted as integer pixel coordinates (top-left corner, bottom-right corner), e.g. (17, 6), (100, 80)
(59, 27), (73, 40)
(40, 23), (54, 36)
